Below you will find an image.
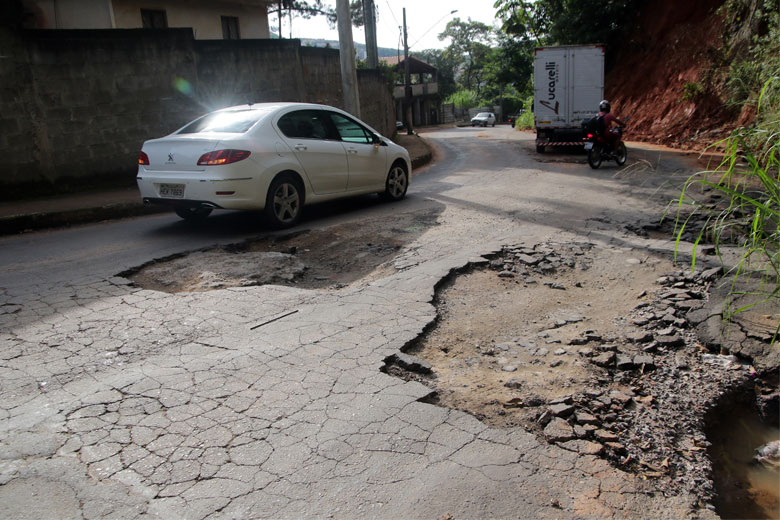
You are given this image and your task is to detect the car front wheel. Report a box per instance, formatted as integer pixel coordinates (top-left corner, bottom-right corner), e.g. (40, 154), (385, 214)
(265, 173), (303, 228)
(380, 163), (408, 202)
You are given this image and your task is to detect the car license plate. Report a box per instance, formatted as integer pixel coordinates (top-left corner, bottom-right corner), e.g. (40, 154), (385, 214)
(159, 183), (185, 198)
(584, 142), (593, 151)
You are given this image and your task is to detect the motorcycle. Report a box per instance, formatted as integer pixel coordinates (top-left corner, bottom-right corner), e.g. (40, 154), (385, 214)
(583, 122), (628, 169)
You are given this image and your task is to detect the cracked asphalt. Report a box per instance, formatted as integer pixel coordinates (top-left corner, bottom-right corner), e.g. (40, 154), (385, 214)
(0, 127), (718, 519)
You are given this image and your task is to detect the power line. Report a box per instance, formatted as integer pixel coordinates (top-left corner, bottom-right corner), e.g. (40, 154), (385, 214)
(383, 0), (399, 27)
(409, 9), (458, 50)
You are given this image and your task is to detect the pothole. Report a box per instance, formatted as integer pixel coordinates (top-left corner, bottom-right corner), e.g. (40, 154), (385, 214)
(705, 384), (780, 519)
(383, 240), (772, 501)
(121, 209), (442, 293)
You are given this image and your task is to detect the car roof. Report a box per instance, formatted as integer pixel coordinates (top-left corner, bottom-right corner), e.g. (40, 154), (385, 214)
(193, 102), (381, 136)
(215, 102), (338, 113)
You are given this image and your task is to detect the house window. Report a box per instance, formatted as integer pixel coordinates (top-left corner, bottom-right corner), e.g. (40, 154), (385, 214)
(221, 16), (240, 40)
(141, 9), (168, 29)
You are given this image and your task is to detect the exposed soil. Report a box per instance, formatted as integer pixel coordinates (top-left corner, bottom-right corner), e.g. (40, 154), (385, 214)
(607, 0), (742, 149)
(385, 240), (779, 510)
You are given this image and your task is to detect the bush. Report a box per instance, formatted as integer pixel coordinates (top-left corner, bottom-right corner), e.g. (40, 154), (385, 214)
(514, 96), (534, 130)
(681, 82), (705, 102)
(445, 89), (480, 109)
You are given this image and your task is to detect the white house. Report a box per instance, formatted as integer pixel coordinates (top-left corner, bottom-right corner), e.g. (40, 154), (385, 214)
(23, 0), (274, 39)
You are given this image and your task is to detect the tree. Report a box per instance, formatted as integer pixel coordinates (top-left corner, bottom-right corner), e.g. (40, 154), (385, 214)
(438, 18), (493, 93)
(415, 49), (459, 100)
(493, 0), (547, 45)
(268, 0), (366, 38)
(493, 0), (641, 62)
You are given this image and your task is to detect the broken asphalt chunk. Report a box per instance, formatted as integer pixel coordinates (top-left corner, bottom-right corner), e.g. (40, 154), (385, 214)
(389, 353), (432, 374)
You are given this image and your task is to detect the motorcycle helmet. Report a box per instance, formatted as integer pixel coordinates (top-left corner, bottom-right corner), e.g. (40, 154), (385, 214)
(599, 100), (611, 112)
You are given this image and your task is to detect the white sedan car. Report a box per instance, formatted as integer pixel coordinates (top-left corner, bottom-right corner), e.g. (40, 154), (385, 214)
(137, 103), (411, 228)
(470, 112), (496, 127)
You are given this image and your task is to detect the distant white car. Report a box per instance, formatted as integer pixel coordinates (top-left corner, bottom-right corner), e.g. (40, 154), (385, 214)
(471, 112), (496, 127)
(137, 103), (411, 228)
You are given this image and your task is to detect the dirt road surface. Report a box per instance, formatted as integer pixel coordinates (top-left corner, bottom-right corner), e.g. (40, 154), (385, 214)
(0, 125), (776, 519)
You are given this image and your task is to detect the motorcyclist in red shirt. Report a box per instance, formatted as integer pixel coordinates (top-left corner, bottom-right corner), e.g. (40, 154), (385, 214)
(598, 100), (625, 151)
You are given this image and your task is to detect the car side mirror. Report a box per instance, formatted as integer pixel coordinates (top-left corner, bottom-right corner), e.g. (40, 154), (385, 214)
(372, 134), (387, 147)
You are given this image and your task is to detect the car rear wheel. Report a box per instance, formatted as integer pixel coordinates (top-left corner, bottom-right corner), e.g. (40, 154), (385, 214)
(265, 173), (303, 228)
(175, 206), (212, 221)
(380, 163), (408, 202)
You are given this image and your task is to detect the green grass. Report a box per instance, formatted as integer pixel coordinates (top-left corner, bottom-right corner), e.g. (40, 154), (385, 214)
(672, 77), (780, 338)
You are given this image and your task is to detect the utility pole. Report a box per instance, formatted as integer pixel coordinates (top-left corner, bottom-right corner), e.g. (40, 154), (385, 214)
(362, 0), (378, 68)
(403, 8), (413, 135)
(336, 0), (361, 117)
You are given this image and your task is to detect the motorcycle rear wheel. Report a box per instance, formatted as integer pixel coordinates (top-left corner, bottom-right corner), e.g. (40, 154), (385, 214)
(615, 142), (627, 166)
(587, 146), (602, 169)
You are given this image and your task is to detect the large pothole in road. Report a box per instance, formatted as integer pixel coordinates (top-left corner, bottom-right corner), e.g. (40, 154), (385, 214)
(123, 208), (442, 293)
(384, 240), (776, 505)
(388, 241), (673, 432)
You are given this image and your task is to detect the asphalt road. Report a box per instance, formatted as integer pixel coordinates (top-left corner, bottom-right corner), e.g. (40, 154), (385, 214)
(0, 127), (712, 519)
(0, 129), (466, 290)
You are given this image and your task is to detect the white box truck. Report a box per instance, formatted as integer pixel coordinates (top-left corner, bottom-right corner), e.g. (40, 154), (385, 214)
(533, 45), (604, 153)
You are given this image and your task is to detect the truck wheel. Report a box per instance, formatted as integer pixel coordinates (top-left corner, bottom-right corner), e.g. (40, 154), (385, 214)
(536, 145), (545, 153)
(588, 146), (602, 169)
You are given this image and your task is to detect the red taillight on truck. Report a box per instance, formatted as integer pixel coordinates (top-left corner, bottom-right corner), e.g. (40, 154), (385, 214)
(138, 151), (150, 165)
(197, 149), (251, 166)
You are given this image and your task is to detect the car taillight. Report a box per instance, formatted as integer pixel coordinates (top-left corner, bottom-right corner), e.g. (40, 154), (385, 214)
(586, 133), (594, 139)
(197, 149), (251, 166)
(138, 151), (150, 165)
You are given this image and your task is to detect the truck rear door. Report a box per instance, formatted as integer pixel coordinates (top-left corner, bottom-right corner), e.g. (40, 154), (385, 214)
(568, 46), (604, 126)
(534, 47), (568, 128)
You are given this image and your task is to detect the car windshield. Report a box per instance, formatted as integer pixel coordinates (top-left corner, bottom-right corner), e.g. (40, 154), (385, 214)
(178, 109), (269, 134)
(476, 113), (491, 118)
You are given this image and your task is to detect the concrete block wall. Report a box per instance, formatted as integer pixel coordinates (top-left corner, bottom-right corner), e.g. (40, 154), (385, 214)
(357, 69), (394, 137)
(300, 46), (343, 109)
(21, 30), (199, 192)
(0, 26), (394, 198)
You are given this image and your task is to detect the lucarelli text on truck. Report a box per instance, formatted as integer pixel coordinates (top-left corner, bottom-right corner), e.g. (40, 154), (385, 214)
(547, 62), (557, 101)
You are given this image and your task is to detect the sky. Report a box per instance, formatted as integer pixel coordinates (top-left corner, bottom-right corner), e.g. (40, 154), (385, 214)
(274, 1), (500, 52)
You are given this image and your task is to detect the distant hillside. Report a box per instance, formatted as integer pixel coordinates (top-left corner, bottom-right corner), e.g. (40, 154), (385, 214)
(270, 33), (399, 59)
(299, 39), (400, 60)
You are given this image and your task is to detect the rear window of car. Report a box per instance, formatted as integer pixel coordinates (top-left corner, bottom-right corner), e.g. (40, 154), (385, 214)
(178, 110), (267, 134)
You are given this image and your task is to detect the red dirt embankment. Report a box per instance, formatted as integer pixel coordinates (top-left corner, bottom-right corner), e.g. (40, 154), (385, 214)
(606, 0), (745, 150)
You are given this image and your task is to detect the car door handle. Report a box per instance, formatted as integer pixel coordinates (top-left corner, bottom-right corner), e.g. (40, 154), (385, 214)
(294, 145), (307, 151)
(347, 149), (358, 154)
